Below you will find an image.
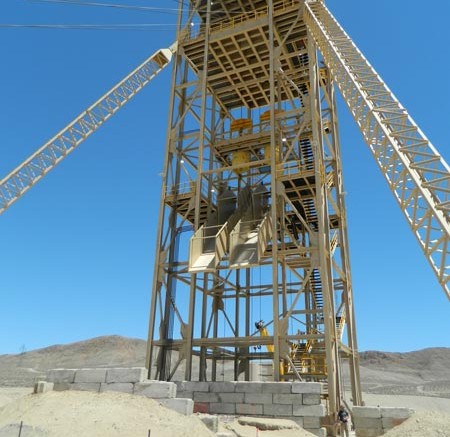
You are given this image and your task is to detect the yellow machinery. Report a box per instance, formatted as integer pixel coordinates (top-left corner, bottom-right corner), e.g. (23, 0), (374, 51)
(255, 320), (329, 380)
(230, 118), (252, 174)
(260, 110), (282, 166)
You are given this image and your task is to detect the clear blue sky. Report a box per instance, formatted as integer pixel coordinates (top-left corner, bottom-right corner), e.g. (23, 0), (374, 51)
(0, 0), (448, 355)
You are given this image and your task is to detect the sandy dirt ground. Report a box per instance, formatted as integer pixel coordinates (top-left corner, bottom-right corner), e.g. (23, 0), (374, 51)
(0, 391), (215, 437)
(384, 411), (450, 437)
(0, 388), (449, 436)
(0, 388), (32, 408)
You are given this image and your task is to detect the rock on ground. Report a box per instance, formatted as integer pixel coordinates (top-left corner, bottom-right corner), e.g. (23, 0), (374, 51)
(0, 391), (214, 437)
(237, 416), (300, 430)
(225, 418), (316, 437)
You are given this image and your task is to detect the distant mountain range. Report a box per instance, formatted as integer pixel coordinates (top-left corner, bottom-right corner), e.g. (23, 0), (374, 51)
(1, 336), (449, 398)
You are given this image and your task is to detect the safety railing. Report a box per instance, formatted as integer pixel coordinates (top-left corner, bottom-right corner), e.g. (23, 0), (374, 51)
(188, 223), (228, 272)
(188, 0), (299, 39)
(276, 160), (314, 179)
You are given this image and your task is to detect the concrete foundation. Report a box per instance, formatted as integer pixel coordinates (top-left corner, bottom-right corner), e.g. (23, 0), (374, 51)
(176, 381), (326, 436)
(44, 368), (413, 437)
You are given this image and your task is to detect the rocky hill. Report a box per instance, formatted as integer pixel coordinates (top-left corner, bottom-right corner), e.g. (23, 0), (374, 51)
(0, 336), (146, 387)
(1, 336), (449, 398)
(355, 348), (450, 398)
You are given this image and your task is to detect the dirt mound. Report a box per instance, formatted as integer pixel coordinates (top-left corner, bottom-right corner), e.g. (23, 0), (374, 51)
(383, 410), (450, 437)
(0, 391), (214, 437)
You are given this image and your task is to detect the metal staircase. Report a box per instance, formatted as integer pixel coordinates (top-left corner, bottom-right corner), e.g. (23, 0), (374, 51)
(304, 0), (450, 300)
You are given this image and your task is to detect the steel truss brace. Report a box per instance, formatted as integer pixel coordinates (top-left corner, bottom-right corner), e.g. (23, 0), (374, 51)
(304, 0), (450, 300)
(0, 45), (176, 216)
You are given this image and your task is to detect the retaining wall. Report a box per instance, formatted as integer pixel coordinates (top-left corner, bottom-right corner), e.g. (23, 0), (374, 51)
(45, 367), (193, 416)
(176, 381), (327, 437)
(352, 406), (414, 437)
(45, 369), (327, 436)
(45, 368), (412, 437)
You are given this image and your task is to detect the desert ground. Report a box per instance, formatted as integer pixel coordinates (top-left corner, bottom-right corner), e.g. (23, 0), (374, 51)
(0, 336), (449, 436)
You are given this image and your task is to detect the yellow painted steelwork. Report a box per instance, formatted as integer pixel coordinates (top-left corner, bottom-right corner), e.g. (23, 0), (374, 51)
(230, 118), (252, 173)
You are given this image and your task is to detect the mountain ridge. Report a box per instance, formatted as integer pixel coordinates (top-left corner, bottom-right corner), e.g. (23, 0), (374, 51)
(1, 336), (449, 398)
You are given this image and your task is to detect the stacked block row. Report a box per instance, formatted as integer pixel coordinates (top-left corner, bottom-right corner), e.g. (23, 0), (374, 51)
(175, 381), (326, 437)
(45, 368), (193, 416)
(352, 406), (414, 437)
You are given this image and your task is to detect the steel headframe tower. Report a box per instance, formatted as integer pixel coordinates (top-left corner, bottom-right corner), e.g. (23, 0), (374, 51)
(147, 0), (364, 415)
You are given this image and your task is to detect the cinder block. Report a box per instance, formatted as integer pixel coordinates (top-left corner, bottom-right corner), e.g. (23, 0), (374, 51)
(193, 392), (219, 403)
(53, 383), (71, 392)
(353, 406), (381, 418)
(47, 369), (76, 384)
(134, 381), (176, 399)
(292, 404), (326, 417)
(34, 382), (54, 394)
(175, 391), (193, 399)
(382, 417), (408, 429)
(261, 382), (292, 394)
(177, 381), (210, 393)
(355, 428), (383, 437)
(303, 416), (321, 428)
(159, 398), (194, 416)
(218, 393), (244, 403)
(380, 407), (413, 419)
(70, 383), (101, 392)
(235, 382), (263, 393)
(291, 382), (322, 394)
(74, 369), (107, 383)
(106, 368), (146, 383)
(273, 393), (303, 405)
(100, 383), (133, 394)
(196, 414), (218, 432)
(194, 402), (209, 413)
(209, 382), (236, 393)
(244, 393), (272, 404)
(305, 428), (327, 437)
(352, 417), (382, 429)
(236, 403), (263, 415)
(263, 403), (293, 416)
(209, 402), (236, 415)
(302, 393), (321, 405)
(290, 417), (304, 428)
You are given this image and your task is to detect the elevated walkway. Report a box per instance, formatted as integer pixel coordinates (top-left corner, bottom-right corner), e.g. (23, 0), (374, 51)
(229, 213), (272, 268)
(165, 181), (213, 226)
(189, 223), (228, 272)
(188, 185), (271, 272)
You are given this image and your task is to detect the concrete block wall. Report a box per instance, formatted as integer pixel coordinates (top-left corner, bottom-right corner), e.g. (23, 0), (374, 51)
(175, 381), (326, 436)
(45, 368), (193, 416)
(352, 406), (413, 437)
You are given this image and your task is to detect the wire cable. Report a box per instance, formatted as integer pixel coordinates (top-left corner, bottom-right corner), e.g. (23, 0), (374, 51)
(0, 23), (183, 31)
(27, 0), (265, 16)
(26, 0), (180, 14)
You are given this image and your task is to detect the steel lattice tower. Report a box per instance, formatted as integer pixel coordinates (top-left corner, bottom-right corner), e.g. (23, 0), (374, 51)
(146, 0), (362, 414)
(146, 0), (450, 416)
